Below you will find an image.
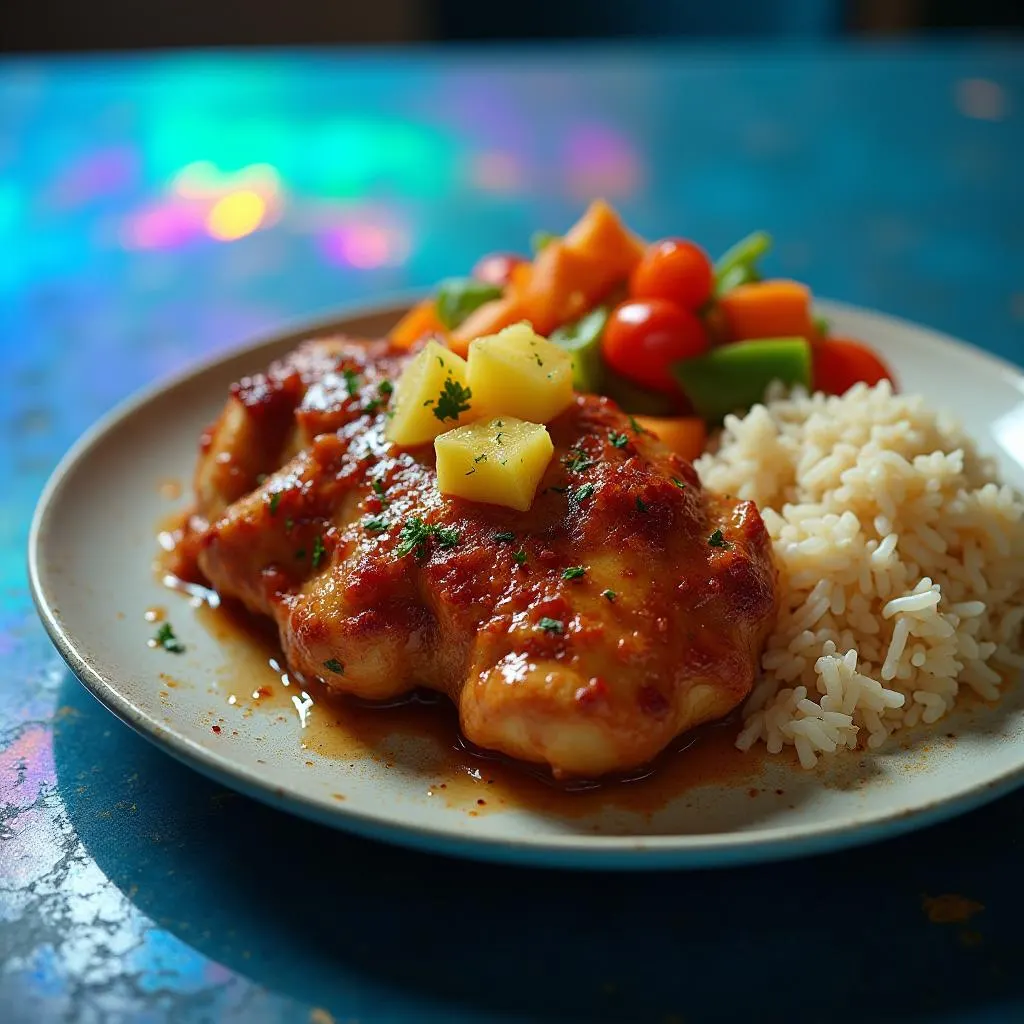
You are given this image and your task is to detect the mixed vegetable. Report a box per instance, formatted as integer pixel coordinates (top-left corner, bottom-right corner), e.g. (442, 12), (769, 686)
(390, 200), (895, 467)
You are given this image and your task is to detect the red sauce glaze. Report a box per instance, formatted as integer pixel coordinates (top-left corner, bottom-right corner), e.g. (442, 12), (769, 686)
(172, 333), (779, 780)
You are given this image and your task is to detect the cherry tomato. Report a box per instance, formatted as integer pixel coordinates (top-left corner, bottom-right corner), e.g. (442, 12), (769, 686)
(602, 299), (709, 394)
(813, 337), (896, 396)
(472, 252), (528, 288)
(630, 238), (714, 311)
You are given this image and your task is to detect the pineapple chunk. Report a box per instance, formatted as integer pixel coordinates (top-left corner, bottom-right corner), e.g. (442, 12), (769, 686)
(435, 417), (553, 511)
(467, 323), (574, 424)
(386, 340), (474, 447)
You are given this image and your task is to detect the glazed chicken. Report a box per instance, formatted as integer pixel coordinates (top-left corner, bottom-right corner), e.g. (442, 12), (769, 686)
(181, 336), (778, 778)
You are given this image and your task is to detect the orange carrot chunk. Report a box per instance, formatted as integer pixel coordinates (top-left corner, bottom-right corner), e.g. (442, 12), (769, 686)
(718, 279), (816, 343)
(631, 415), (707, 462)
(390, 298), (447, 349)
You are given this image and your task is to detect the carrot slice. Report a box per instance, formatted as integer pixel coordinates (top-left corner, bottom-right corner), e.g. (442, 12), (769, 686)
(718, 279), (815, 342)
(631, 415), (707, 462)
(390, 298), (447, 349)
(449, 296), (527, 355)
(515, 201), (646, 335)
(812, 337), (896, 395)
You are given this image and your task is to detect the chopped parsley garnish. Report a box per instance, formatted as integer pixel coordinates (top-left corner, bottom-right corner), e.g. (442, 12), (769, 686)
(562, 565), (586, 580)
(601, 588), (617, 602)
(635, 497), (649, 513)
(513, 548), (527, 565)
(495, 531), (515, 542)
(378, 379), (394, 396)
(570, 483), (595, 504)
(671, 477), (687, 490)
(708, 529), (731, 549)
(372, 479), (388, 503)
(433, 378), (473, 422)
(537, 617), (564, 634)
(311, 535), (327, 568)
(474, 453), (488, 463)
(608, 430), (629, 449)
(396, 517), (460, 559)
(342, 368), (361, 396)
(323, 658), (344, 674)
(153, 622), (185, 654)
(364, 516), (388, 533)
(628, 415), (651, 435)
(465, 468), (477, 476)
(563, 448), (596, 473)
(268, 492), (282, 515)
(363, 398), (382, 414)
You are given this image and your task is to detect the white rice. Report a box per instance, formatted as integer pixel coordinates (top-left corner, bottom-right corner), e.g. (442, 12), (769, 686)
(695, 380), (1024, 768)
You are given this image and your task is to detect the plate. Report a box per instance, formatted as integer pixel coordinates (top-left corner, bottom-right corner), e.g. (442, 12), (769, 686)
(29, 298), (1024, 870)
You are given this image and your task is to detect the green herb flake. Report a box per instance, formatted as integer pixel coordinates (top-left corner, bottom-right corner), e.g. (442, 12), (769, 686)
(435, 527), (460, 549)
(342, 368), (361, 397)
(372, 479), (388, 503)
(363, 398), (381, 414)
(601, 589), (617, 602)
(628, 415), (651, 436)
(513, 548), (527, 565)
(708, 529), (732, 549)
(311, 535), (327, 568)
(495, 531), (515, 543)
(537, 617), (564, 634)
(474, 453), (488, 463)
(323, 658), (344, 674)
(433, 378), (473, 422)
(563, 448), (596, 474)
(671, 477), (687, 490)
(153, 622), (185, 654)
(268, 492), (282, 515)
(636, 497), (649, 513)
(378, 379), (394, 396)
(608, 430), (629, 449)
(364, 516), (388, 533)
(562, 565), (587, 581)
(570, 483), (595, 504)
(397, 518), (460, 559)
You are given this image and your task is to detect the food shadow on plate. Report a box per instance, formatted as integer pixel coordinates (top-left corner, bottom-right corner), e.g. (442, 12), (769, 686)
(54, 668), (1024, 1024)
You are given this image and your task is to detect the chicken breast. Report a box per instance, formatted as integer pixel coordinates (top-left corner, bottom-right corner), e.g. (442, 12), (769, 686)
(182, 337), (778, 778)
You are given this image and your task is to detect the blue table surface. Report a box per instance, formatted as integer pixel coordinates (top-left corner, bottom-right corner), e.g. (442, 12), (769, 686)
(2, 41), (1023, 1024)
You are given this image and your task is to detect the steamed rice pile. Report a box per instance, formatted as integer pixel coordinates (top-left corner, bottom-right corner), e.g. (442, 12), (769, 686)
(695, 381), (1024, 768)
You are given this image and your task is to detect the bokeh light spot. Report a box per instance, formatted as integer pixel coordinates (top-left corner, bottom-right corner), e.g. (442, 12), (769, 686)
(206, 191), (267, 242)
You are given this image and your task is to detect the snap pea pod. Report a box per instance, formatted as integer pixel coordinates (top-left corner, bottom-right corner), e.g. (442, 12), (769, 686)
(435, 278), (503, 330)
(672, 337), (811, 423)
(549, 305), (610, 393)
(713, 230), (773, 296)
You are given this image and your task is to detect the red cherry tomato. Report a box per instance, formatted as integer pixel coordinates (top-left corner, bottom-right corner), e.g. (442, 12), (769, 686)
(813, 337), (896, 396)
(603, 299), (709, 394)
(630, 238), (714, 312)
(472, 252), (528, 288)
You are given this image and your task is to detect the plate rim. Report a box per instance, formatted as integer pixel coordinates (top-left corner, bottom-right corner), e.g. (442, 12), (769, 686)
(27, 295), (1024, 870)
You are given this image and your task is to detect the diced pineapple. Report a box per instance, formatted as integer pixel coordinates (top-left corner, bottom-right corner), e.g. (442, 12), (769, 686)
(386, 340), (474, 447)
(435, 417), (553, 512)
(467, 323), (574, 424)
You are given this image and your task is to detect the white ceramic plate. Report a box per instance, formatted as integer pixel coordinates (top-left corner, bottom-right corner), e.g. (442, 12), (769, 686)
(29, 299), (1024, 870)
